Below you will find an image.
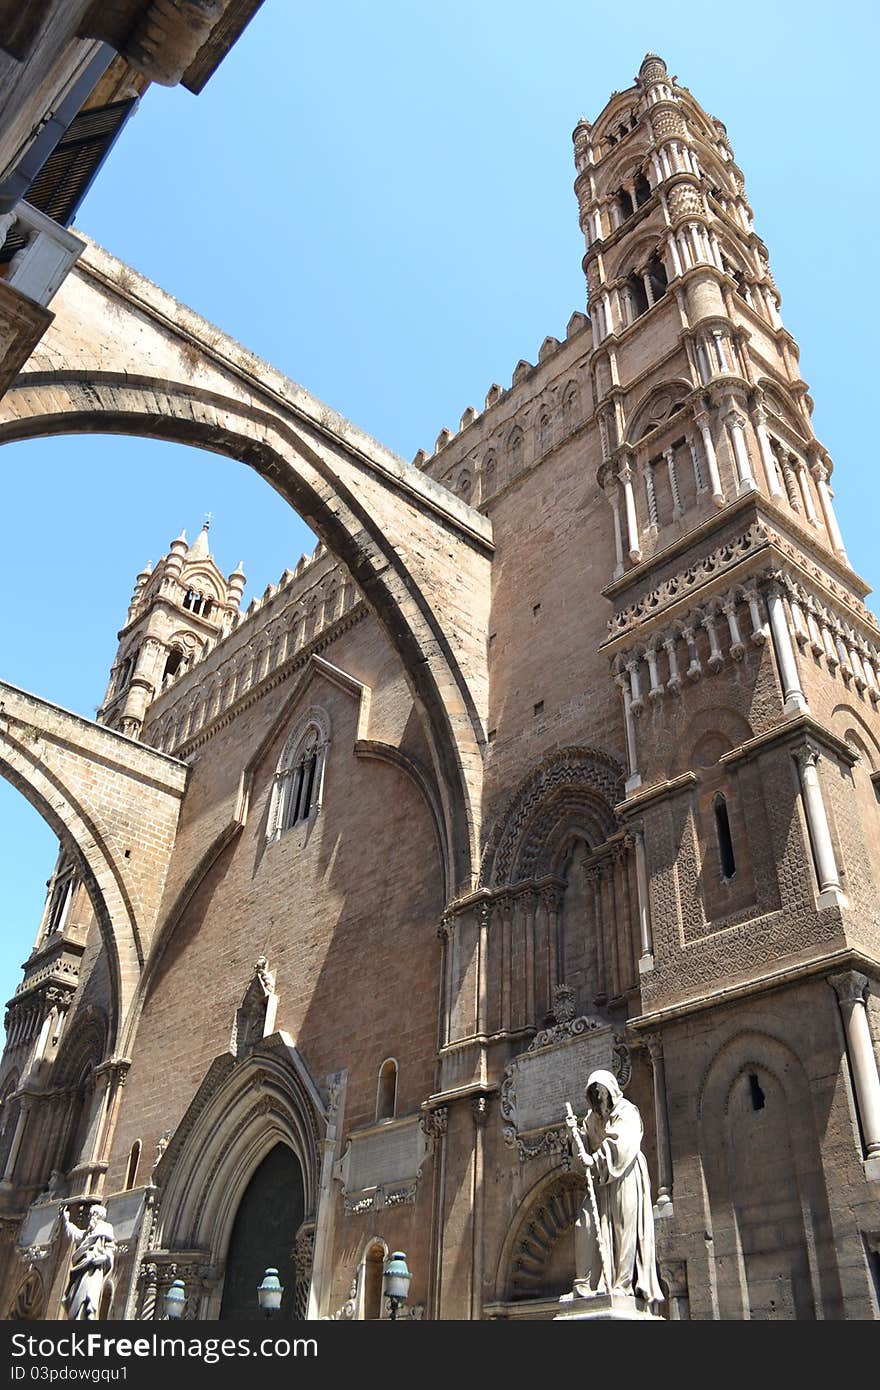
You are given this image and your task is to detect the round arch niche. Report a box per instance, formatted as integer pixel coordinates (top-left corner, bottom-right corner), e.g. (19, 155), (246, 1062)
(218, 1143), (305, 1321)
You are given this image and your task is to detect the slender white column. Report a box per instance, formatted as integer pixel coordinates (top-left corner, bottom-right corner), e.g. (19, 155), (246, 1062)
(632, 828), (653, 966)
(695, 412), (724, 505)
(667, 231), (682, 278)
(744, 587), (767, 645)
(796, 460), (820, 525)
(723, 598), (745, 659)
(620, 462), (642, 562)
(812, 462), (849, 561)
(663, 635), (682, 693)
(644, 1033), (673, 1208)
(702, 612), (724, 671)
(646, 646), (663, 699)
(766, 582), (808, 712)
(618, 674), (641, 793)
(606, 483), (624, 579)
(726, 412), (757, 493)
(829, 972), (880, 1178)
(626, 656), (644, 714)
(793, 744), (846, 909)
(752, 408), (784, 497)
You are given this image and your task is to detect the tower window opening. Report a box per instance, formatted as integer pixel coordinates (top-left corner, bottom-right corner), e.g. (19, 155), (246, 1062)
(714, 794), (737, 880)
(183, 589), (212, 617)
(125, 1139), (142, 1190)
(615, 188), (634, 222)
(647, 254), (668, 301)
(163, 648), (184, 682)
(626, 273), (649, 321)
(748, 1073), (765, 1111)
(634, 171), (651, 206)
(376, 1059), (398, 1122)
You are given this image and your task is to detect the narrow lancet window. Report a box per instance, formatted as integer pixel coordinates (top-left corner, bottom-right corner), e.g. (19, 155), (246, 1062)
(714, 794), (736, 879)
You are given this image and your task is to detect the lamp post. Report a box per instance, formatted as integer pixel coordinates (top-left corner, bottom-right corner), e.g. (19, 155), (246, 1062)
(164, 1279), (186, 1320)
(257, 1268), (283, 1318)
(382, 1251), (412, 1321)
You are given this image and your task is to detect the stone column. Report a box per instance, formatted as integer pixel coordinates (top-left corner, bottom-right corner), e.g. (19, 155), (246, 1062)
(796, 460), (820, 526)
(765, 582), (808, 714)
(309, 1070), (347, 1319)
(725, 411), (757, 493)
(793, 744), (847, 910)
(476, 901), (490, 1037)
(632, 828), (653, 969)
(694, 412), (724, 505)
(752, 406), (784, 497)
(470, 1094), (490, 1320)
(643, 1033), (673, 1211)
(619, 462), (642, 562)
(812, 462), (848, 561)
(605, 480), (625, 579)
(617, 674), (640, 794)
(829, 972), (880, 1180)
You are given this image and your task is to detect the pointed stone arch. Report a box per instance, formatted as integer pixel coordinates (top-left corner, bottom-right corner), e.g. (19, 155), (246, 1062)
(0, 682), (187, 1047)
(480, 746), (624, 888)
(151, 1034), (325, 1319)
(0, 241), (492, 894)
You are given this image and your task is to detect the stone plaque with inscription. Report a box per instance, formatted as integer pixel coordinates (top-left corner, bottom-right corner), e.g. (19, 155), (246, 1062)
(336, 1115), (429, 1213)
(500, 1016), (630, 1161)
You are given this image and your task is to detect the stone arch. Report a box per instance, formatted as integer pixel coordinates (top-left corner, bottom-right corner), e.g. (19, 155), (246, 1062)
(480, 747), (624, 888)
(756, 377), (808, 442)
(699, 1028), (842, 1320)
(6, 1268), (45, 1320)
(0, 246), (492, 894)
(626, 379), (692, 444)
(152, 1036), (324, 1317)
(494, 1169), (584, 1304)
(668, 703), (753, 779)
(831, 702), (880, 773)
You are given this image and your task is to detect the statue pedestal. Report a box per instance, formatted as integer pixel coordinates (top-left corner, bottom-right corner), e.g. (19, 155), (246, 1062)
(554, 1292), (663, 1321)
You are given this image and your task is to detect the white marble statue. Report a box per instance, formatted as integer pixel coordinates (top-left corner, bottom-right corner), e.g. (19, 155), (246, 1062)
(60, 1203), (115, 1320)
(565, 1068), (663, 1307)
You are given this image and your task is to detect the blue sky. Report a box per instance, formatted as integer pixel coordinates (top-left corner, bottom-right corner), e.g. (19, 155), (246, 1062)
(1, 1), (878, 1013)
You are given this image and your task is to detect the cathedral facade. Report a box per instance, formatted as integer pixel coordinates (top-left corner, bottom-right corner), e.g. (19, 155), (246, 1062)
(1, 53), (879, 1321)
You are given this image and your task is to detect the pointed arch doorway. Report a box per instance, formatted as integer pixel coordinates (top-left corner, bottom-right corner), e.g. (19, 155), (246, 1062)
(219, 1144), (305, 1321)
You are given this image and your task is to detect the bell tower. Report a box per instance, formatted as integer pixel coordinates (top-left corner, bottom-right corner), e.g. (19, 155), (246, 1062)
(99, 521), (247, 739)
(574, 55), (880, 1319)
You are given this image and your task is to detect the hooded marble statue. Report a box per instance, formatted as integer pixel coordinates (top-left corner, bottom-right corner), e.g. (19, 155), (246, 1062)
(565, 1068), (663, 1308)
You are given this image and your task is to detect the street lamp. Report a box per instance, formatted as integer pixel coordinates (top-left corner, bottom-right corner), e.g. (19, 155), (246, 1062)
(164, 1279), (186, 1320)
(257, 1268), (283, 1317)
(382, 1251), (412, 1320)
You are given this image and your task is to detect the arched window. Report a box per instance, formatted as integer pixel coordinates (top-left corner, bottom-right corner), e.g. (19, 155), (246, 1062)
(183, 588), (212, 617)
(537, 411), (552, 456)
(714, 794), (736, 879)
(125, 1140), (142, 1191)
(508, 429), (524, 473)
(646, 254), (668, 302)
(163, 647), (184, 683)
(626, 273), (649, 321)
(561, 383), (578, 435)
(634, 171), (651, 206)
(44, 855), (78, 938)
(375, 1059), (398, 1122)
(615, 188), (634, 222)
(267, 708), (331, 841)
